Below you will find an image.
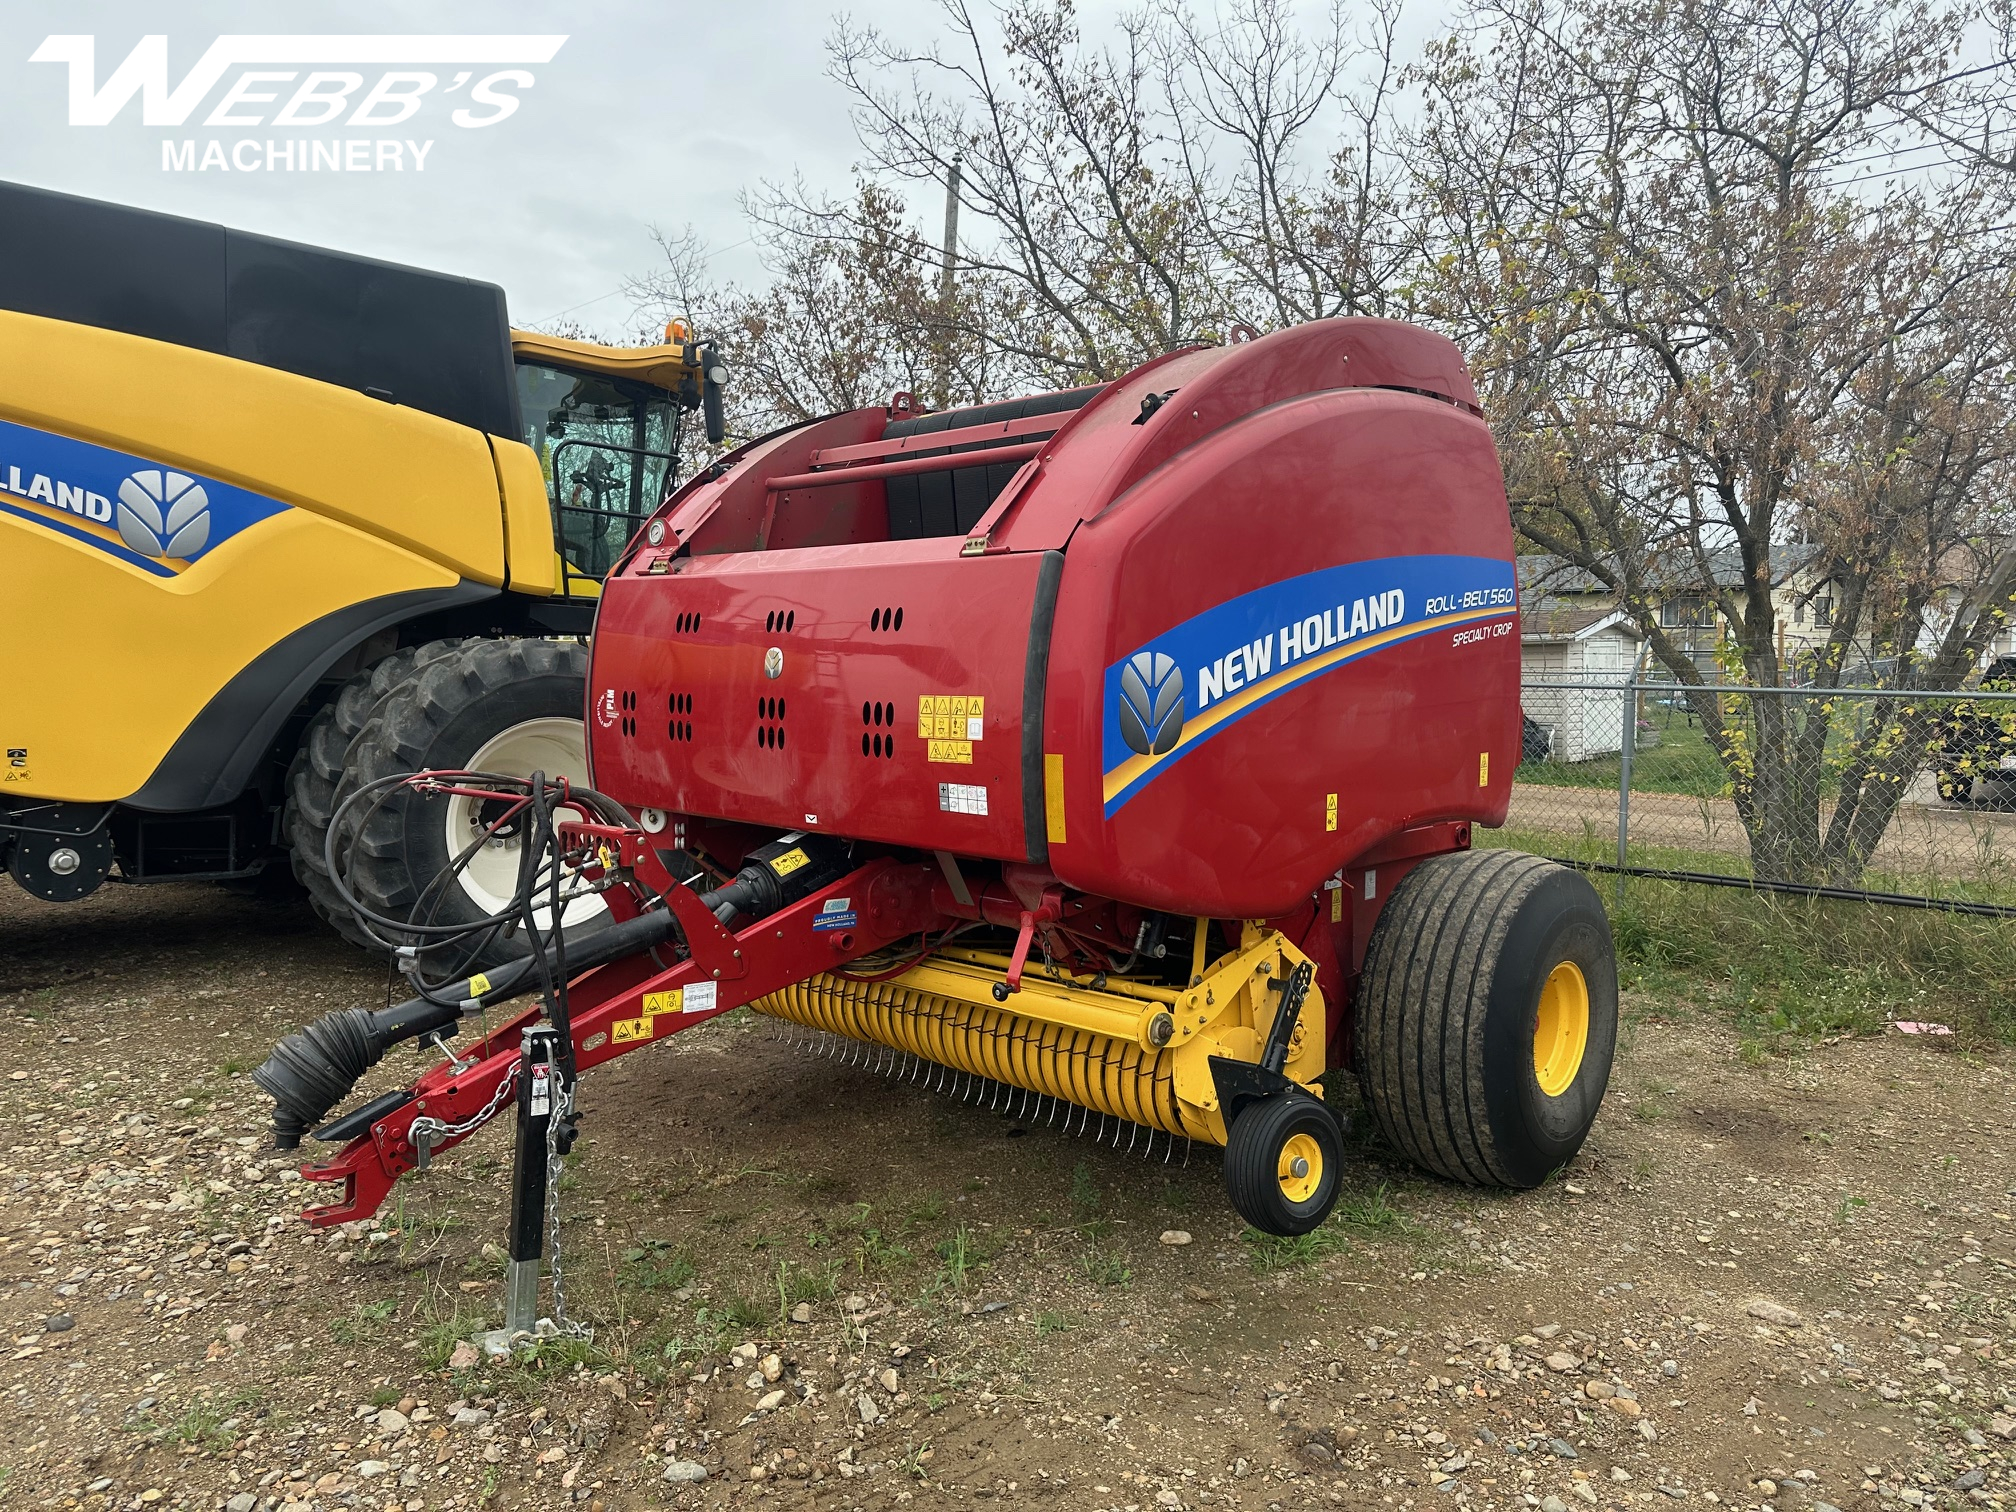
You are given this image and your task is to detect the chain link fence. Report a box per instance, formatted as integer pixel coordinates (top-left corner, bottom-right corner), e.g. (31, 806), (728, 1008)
(1491, 678), (2016, 916)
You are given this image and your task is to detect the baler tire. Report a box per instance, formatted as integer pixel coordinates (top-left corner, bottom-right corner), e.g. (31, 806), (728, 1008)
(1222, 1093), (1343, 1237)
(283, 641), (464, 950)
(1354, 849), (1616, 1189)
(332, 638), (596, 972)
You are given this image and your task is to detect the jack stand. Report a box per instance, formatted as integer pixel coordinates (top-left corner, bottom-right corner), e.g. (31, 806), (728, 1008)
(474, 1024), (563, 1358)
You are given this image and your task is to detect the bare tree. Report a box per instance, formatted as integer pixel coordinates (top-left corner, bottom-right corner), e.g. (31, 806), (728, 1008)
(1413, 0), (2016, 884)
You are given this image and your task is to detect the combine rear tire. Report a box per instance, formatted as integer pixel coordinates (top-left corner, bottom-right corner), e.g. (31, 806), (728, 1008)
(333, 638), (599, 971)
(284, 641), (465, 947)
(1223, 1093), (1343, 1236)
(1355, 850), (1616, 1188)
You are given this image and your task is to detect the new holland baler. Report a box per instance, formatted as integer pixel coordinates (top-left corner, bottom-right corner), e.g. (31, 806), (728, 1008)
(258, 318), (1617, 1319)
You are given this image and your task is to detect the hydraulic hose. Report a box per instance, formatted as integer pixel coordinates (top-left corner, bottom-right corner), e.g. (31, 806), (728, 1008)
(255, 904), (682, 1149)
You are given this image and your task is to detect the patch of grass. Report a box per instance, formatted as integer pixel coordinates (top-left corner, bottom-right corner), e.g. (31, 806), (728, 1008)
(774, 1256), (842, 1317)
(852, 1226), (911, 1274)
(330, 1298), (398, 1344)
(138, 1388), (263, 1453)
(910, 1194), (947, 1224)
(418, 1301), (486, 1370)
(1067, 1159), (1116, 1241)
(1837, 1193), (1869, 1225)
(368, 1384), (402, 1407)
(1033, 1310), (1075, 1335)
(1243, 1225), (1349, 1272)
(935, 1225), (978, 1292)
(620, 1238), (697, 1293)
(1076, 1245), (1131, 1287)
(1515, 719), (1727, 795)
(1332, 1181), (1417, 1237)
(721, 1292), (768, 1329)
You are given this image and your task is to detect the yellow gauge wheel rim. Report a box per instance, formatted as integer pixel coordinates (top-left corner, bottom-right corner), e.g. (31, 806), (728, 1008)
(1532, 960), (1591, 1097)
(1277, 1132), (1325, 1204)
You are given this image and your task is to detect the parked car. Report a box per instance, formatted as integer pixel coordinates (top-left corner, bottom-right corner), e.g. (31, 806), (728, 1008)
(1933, 656), (2016, 804)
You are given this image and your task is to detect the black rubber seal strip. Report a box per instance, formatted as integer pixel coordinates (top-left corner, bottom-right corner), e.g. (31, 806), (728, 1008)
(1020, 549), (1066, 863)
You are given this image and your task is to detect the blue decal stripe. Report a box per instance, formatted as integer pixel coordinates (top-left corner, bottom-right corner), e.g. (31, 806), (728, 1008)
(1101, 607), (1510, 815)
(1098, 552), (1518, 816)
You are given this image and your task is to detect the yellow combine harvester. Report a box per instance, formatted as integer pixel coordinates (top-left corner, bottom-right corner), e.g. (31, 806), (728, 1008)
(0, 181), (724, 962)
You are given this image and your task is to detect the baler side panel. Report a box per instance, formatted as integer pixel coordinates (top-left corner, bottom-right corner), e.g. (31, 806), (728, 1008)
(1042, 388), (1520, 918)
(589, 542), (1055, 861)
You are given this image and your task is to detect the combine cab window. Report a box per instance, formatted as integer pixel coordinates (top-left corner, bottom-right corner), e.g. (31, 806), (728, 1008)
(516, 361), (678, 594)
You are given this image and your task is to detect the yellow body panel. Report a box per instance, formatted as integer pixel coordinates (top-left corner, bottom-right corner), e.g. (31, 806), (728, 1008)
(5, 508), (459, 802)
(2, 315), (694, 808)
(490, 436), (558, 597)
(509, 330), (701, 392)
(0, 311), (510, 585)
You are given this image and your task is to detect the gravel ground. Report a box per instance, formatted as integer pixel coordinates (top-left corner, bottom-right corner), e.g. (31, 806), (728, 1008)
(1, 880), (2012, 1512)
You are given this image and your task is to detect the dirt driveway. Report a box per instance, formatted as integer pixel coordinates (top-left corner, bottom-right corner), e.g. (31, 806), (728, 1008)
(1505, 784), (2016, 882)
(1, 881), (2012, 1512)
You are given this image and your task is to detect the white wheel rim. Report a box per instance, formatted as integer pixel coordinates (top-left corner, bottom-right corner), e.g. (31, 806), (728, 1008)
(443, 717), (607, 930)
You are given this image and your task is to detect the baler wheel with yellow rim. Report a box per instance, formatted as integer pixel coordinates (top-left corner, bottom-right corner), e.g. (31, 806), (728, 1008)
(1223, 1092), (1343, 1235)
(1355, 849), (1617, 1188)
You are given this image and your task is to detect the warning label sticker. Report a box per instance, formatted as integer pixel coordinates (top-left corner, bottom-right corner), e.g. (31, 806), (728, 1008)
(681, 980), (718, 1015)
(938, 782), (989, 816)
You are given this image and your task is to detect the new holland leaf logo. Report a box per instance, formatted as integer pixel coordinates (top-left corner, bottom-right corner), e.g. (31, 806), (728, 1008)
(1117, 651), (1185, 757)
(116, 469), (210, 558)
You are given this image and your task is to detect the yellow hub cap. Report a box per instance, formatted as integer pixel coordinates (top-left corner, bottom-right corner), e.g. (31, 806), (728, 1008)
(1277, 1132), (1324, 1204)
(1532, 960), (1590, 1097)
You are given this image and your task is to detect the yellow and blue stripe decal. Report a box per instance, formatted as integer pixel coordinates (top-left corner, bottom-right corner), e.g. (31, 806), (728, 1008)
(0, 416), (288, 578)
(1100, 554), (1518, 815)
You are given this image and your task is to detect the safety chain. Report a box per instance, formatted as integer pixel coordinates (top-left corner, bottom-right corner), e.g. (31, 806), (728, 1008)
(543, 1077), (592, 1341)
(408, 1062), (521, 1158)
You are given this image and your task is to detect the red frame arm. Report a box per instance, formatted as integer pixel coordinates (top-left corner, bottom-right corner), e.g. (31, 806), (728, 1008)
(297, 855), (943, 1227)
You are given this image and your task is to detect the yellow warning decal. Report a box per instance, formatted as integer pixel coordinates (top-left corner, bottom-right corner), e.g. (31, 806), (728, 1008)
(611, 1016), (653, 1044)
(1479, 752), (1490, 787)
(1323, 793), (1338, 833)
(643, 990), (682, 1016)
(928, 739), (974, 764)
(467, 972), (492, 997)
(1044, 753), (1067, 843)
(770, 846), (811, 876)
(919, 694), (985, 741)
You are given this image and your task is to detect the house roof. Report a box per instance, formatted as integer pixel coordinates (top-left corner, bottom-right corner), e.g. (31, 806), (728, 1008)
(1520, 604), (1644, 643)
(1517, 544), (1822, 597)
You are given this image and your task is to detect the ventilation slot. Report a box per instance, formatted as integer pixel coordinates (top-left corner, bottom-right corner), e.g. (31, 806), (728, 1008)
(756, 695), (787, 750)
(619, 689), (637, 738)
(868, 607), (906, 633)
(666, 691), (693, 743)
(858, 699), (898, 759)
(764, 609), (798, 633)
(675, 612), (705, 634)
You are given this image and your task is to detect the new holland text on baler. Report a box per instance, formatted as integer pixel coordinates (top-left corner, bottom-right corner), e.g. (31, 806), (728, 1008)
(257, 318), (1617, 1335)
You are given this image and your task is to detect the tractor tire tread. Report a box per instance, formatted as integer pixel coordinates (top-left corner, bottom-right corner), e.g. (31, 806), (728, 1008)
(332, 639), (589, 959)
(282, 641), (467, 950)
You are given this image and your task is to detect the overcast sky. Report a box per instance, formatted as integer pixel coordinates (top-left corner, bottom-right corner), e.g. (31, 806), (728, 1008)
(0, 2), (1450, 340)
(0, 1), (899, 337)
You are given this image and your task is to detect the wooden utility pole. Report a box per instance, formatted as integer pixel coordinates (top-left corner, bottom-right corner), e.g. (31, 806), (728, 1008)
(935, 155), (962, 407)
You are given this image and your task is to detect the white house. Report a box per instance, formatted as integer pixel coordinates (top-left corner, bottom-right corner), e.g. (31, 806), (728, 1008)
(1520, 605), (1644, 762)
